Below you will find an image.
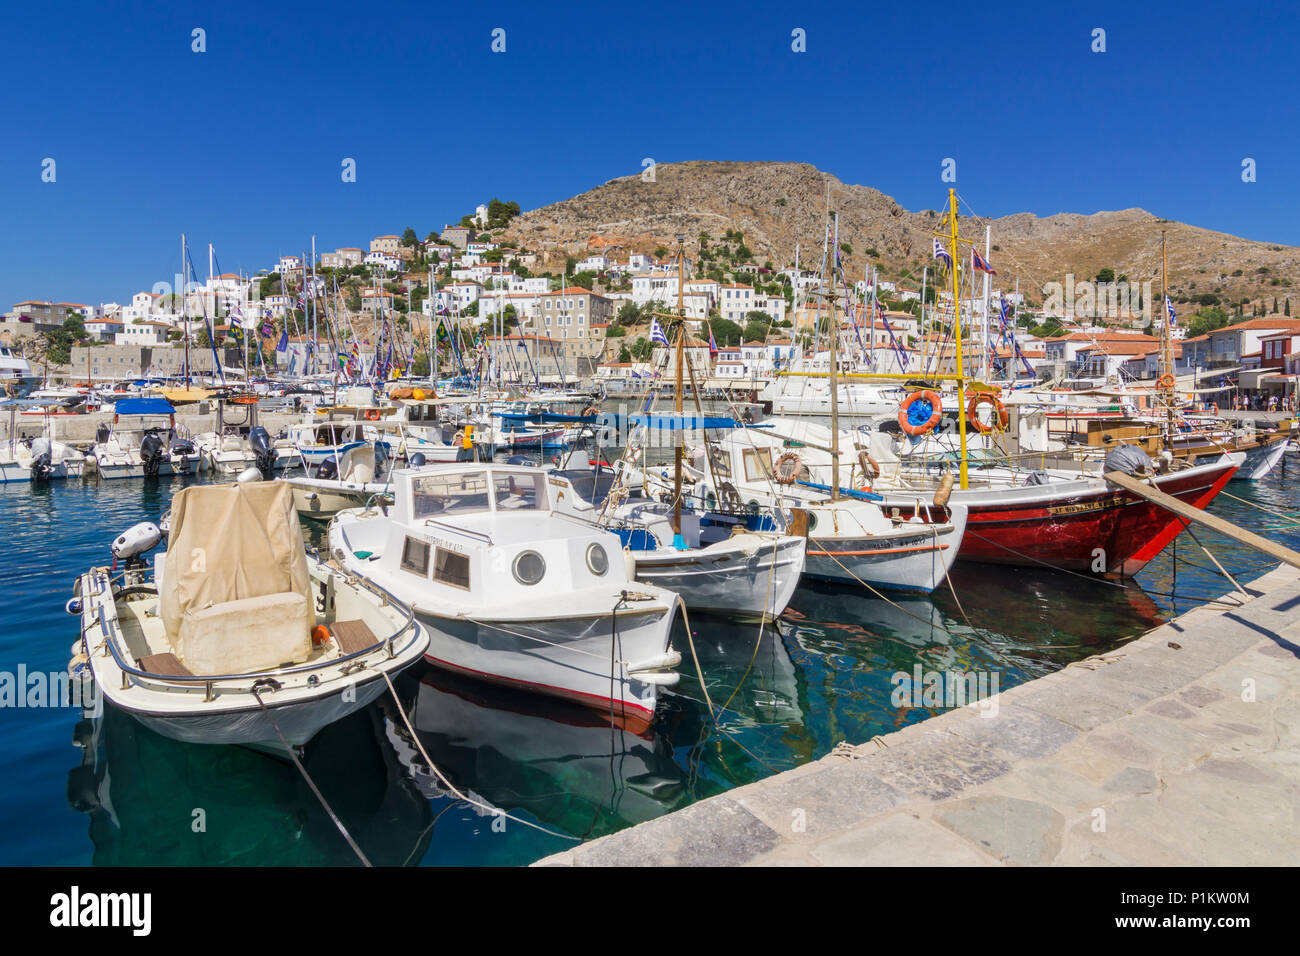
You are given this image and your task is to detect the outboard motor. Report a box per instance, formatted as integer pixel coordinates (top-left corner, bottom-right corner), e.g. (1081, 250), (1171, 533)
(313, 458), (338, 480)
(94, 422), (111, 445)
(248, 426), (275, 476)
(408, 452), (427, 468)
(29, 436), (54, 481)
(111, 521), (162, 570)
(1103, 443), (1155, 478)
(138, 432), (165, 477)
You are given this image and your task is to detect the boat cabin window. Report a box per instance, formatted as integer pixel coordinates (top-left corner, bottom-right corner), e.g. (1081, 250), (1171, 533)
(400, 535), (430, 575)
(410, 471), (492, 518)
(433, 547), (470, 589)
(493, 472), (548, 511)
(743, 447), (773, 481)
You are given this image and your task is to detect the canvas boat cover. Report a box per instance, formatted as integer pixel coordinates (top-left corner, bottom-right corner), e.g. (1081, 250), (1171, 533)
(159, 482), (314, 638)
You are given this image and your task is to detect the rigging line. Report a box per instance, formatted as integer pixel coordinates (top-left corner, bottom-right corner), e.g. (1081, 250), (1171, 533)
(375, 669), (581, 843)
(250, 686), (371, 867)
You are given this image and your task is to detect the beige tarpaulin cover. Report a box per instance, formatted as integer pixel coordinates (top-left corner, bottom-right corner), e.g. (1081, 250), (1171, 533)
(159, 482), (315, 638)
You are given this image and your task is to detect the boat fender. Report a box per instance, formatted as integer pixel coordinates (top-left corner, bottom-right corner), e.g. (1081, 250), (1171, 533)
(858, 449), (880, 481)
(932, 473), (955, 508)
(236, 465), (262, 483)
(65, 597), (83, 616)
(311, 625), (330, 648)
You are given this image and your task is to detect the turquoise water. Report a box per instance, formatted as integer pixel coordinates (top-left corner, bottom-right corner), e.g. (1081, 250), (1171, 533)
(2, 458), (1297, 866)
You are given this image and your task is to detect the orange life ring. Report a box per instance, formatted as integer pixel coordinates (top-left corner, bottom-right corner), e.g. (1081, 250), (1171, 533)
(582, 405), (600, 419)
(1158, 373), (1175, 389)
(966, 393), (1009, 434)
(898, 390), (943, 437)
(773, 451), (803, 485)
(858, 449), (880, 481)
(1209, 403), (1219, 414)
(365, 409), (381, 421)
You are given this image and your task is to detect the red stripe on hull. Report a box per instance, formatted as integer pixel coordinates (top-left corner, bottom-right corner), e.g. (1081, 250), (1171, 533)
(893, 462), (1238, 577)
(423, 653), (656, 734)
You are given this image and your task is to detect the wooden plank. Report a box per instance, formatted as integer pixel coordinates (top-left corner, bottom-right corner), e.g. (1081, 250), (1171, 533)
(1104, 470), (1300, 569)
(138, 652), (194, 677)
(329, 619), (379, 655)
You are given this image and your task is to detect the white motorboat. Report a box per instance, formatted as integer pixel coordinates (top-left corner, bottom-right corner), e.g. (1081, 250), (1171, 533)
(327, 461), (683, 732)
(281, 442), (393, 518)
(0, 398), (86, 482)
(90, 398), (205, 478)
(69, 482), (428, 752)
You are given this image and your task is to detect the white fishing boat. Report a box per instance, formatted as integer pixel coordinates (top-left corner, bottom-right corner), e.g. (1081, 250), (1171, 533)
(69, 482), (428, 752)
(0, 398), (86, 482)
(90, 398), (205, 478)
(327, 462), (683, 732)
(0, 344), (40, 397)
(549, 458), (807, 617)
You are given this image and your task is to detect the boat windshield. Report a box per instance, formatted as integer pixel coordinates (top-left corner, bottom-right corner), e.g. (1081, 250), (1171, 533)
(410, 470), (492, 517)
(493, 472), (548, 511)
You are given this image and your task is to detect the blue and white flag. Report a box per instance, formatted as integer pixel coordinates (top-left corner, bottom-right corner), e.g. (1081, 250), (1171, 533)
(276, 330), (289, 354)
(651, 317), (669, 346)
(932, 239), (952, 266)
(1165, 296), (1177, 327)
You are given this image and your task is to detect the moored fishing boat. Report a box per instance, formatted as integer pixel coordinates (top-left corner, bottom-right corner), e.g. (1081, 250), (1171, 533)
(327, 461), (682, 732)
(69, 482), (428, 752)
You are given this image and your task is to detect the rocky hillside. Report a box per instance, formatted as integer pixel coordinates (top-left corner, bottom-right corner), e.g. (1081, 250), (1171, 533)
(501, 161), (1299, 310)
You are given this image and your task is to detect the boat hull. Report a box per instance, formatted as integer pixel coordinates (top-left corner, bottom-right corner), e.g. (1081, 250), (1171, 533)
(878, 459), (1240, 576)
(630, 535), (805, 617)
(417, 604), (678, 734)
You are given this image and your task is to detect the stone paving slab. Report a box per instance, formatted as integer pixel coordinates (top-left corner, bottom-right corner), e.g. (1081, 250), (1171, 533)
(535, 566), (1300, 867)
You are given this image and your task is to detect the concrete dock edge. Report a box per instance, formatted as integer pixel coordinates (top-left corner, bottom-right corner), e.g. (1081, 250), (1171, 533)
(535, 565), (1300, 866)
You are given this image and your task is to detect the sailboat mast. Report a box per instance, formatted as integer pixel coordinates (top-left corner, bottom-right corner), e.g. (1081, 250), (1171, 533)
(181, 233), (191, 388)
(829, 214), (841, 501)
(672, 234), (686, 542)
(947, 189), (970, 489)
(1161, 230), (1174, 446)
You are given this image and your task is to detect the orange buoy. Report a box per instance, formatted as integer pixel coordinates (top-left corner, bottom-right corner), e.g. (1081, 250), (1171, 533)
(311, 625), (330, 647)
(966, 393), (1009, 434)
(898, 390), (943, 437)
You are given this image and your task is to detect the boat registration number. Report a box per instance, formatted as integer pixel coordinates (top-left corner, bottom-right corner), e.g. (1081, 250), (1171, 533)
(1048, 494), (1126, 516)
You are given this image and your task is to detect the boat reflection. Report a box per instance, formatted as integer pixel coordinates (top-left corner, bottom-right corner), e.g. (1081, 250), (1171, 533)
(66, 702), (433, 866)
(403, 670), (691, 840)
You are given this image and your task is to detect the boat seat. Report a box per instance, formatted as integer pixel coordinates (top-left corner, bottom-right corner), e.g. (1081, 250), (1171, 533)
(329, 619), (378, 655)
(176, 592), (313, 674)
(137, 652), (193, 678)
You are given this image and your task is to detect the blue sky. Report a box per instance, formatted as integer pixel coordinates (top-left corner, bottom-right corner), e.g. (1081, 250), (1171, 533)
(1, 0), (1291, 307)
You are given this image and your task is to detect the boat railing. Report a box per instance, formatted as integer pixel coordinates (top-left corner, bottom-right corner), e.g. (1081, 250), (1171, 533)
(90, 565), (419, 697)
(421, 518), (494, 546)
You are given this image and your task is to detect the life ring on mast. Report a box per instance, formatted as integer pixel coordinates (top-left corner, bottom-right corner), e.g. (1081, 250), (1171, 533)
(364, 409), (381, 421)
(1158, 373), (1176, 389)
(858, 449), (880, 481)
(773, 451), (804, 485)
(898, 390), (943, 437)
(966, 393), (1009, 434)
(581, 405), (599, 419)
(1209, 403), (1219, 415)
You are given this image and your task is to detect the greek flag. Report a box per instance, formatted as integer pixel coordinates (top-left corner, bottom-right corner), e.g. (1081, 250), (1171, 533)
(932, 239), (952, 266)
(1165, 296), (1177, 327)
(651, 317), (669, 346)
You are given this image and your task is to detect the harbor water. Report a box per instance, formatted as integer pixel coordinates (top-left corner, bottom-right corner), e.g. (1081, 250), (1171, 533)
(1, 450), (1296, 866)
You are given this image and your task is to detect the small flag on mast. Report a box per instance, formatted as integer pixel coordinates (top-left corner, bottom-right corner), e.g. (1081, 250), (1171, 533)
(1165, 296), (1177, 327)
(707, 323), (718, 357)
(932, 239), (952, 266)
(971, 248), (997, 275)
(651, 317), (669, 346)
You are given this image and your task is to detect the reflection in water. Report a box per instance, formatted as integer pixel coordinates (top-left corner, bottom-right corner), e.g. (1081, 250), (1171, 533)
(401, 670), (690, 841)
(67, 701), (433, 866)
(19, 461), (1297, 865)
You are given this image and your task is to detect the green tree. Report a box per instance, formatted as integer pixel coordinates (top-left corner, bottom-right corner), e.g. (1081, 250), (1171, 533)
(707, 317), (743, 347)
(401, 227), (419, 248)
(742, 315), (771, 342)
(617, 344), (632, 363)
(1095, 267), (1116, 284)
